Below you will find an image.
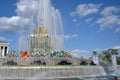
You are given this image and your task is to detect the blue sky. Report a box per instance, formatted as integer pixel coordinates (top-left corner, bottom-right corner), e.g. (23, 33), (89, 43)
(0, 0), (120, 58)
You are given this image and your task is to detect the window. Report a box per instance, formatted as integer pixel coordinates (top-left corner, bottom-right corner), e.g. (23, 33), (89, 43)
(5, 47), (7, 56)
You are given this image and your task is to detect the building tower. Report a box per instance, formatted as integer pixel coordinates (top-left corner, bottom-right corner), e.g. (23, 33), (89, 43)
(0, 41), (9, 57)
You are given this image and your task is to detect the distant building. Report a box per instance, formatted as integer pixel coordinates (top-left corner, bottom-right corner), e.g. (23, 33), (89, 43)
(0, 41), (9, 57)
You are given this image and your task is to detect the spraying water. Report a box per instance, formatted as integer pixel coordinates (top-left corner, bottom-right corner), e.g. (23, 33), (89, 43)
(18, 0), (64, 51)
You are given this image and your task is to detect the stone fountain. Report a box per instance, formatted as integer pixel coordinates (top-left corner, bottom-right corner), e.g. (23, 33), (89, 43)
(0, 0), (120, 79)
(19, 0), (64, 51)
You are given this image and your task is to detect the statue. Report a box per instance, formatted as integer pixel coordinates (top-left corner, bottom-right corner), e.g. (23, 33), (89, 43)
(34, 28), (39, 36)
(39, 23), (47, 36)
(30, 22), (53, 52)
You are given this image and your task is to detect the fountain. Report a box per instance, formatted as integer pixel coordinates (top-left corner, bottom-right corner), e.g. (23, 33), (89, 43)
(0, 0), (120, 80)
(112, 55), (117, 67)
(18, 0), (64, 51)
(106, 55), (120, 77)
(92, 55), (99, 65)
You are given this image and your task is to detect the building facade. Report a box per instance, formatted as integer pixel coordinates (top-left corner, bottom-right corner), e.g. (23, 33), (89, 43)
(0, 41), (9, 57)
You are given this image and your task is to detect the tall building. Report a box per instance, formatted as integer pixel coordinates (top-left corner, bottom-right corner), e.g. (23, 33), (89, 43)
(0, 41), (9, 57)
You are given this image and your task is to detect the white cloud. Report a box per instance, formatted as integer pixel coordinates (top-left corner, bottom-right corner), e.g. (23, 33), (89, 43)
(0, 0), (64, 36)
(16, 0), (39, 18)
(70, 49), (91, 58)
(70, 46), (120, 58)
(70, 3), (101, 17)
(0, 0), (51, 34)
(86, 17), (92, 23)
(70, 4), (120, 33)
(70, 34), (78, 38)
(0, 16), (32, 34)
(0, 36), (8, 42)
(96, 6), (120, 32)
(101, 6), (120, 16)
(0, 0), (37, 34)
(112, 46), (120, 50)
(115, 27), (120, 33)
(65, 34), (78, 39)
(97, 15), (120, 30)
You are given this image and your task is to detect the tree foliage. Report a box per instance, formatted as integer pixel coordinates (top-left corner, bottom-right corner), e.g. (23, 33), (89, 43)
(94, 48), (119, 66)
(92, 51), (98, 56)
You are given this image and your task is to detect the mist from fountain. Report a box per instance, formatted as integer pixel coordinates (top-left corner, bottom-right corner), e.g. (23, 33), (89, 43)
(18, 0), (64, 51)
(92, 55), (99, 65)
(112, 55), (117, 67)
(110, 55), (120, 77)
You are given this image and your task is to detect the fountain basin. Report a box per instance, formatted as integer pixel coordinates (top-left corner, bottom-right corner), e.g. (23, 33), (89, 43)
(0, 66), (106, 79)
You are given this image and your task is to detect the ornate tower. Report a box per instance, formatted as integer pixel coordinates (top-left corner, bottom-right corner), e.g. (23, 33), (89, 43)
(29, 23), (52, 52)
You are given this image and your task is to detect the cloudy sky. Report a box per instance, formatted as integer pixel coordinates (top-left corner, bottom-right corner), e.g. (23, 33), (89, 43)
(0, 0), (120, 58)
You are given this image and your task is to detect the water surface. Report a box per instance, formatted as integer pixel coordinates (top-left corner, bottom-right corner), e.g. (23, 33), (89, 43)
(0, 75), (117, 80)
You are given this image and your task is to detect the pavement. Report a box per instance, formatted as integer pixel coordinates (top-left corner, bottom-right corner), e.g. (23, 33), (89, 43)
(0, 65), (97, 69)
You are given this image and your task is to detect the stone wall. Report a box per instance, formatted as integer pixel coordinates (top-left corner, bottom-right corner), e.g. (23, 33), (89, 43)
(0, 57), (119, 79)
(0, 57), (92, 66)
(0, 66), (106, 79)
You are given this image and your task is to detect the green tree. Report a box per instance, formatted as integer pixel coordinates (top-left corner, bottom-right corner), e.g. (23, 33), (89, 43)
(108, 48), (118, 55)
(92, 48), (119, 66)
(92, 51), (98, 56)
(98, 54), (102, 59)
(98, 50), (112, 66)
(102, 50), (111, 61)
